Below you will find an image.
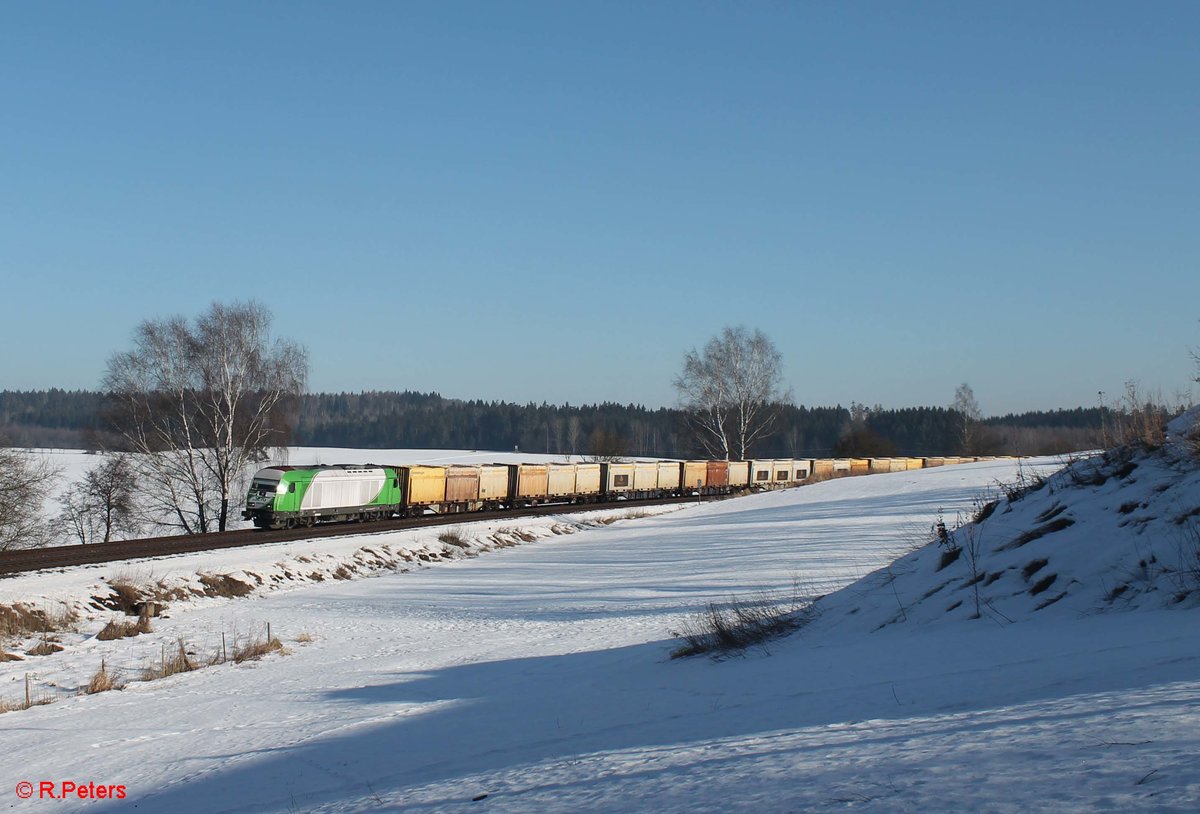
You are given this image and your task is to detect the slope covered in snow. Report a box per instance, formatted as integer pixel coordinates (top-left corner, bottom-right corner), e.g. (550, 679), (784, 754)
(2, 453), (1199, 812)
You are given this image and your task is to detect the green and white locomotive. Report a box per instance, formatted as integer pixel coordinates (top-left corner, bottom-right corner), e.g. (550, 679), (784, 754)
(242, 464), (403, 529)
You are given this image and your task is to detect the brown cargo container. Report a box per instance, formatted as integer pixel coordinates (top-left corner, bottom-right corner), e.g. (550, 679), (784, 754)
(906, 457), (925, 469)
(444, 465), (480, 503)
(547, 463), (577, 497)
(850, 458), (870, 475)
(812, 459), (834, 477)
(924, 457), (945, 467)
(706, 461), (730, 489)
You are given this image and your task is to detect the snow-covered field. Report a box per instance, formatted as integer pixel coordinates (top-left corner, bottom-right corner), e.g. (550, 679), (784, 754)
(4, 451), (1200, 812)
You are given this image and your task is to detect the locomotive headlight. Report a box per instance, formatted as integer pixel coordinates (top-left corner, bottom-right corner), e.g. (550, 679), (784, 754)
(276, 483), (288, 494)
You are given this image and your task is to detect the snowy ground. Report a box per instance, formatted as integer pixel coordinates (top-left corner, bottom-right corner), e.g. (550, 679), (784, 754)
(4, 454), (1200, 812)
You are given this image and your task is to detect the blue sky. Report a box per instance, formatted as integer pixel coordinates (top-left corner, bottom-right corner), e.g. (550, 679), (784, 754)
(2, 2), (1196, 415)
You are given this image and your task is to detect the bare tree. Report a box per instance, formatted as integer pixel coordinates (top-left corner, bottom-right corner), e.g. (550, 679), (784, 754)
(102, 301), (308, 533)
(0, 444), (59, 550)
(58, 454), (141, 544)
(674, 326), (788, 460)
(584, 426), (629, 462)
(951, 382), (984, 455)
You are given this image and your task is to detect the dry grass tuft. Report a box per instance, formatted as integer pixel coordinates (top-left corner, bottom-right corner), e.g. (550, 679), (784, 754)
(0, 603), (77, 637)
(86, 659), (125, 694)
(295, 632), (314, 643)
(96, 609), (153, 641)
(0, 652), (24, 662)
(142, 639), (197, 680)
(198, 573), (255, 598)
(438, 528), (471, 548)
(670, 580), (820, 659)
(232, 633), (284, 663)
(25, 640), (64, 657)
(104, 579), (144, 615)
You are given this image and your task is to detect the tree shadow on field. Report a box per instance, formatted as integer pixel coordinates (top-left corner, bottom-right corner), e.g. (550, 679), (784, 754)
(104, 613), (1200, 814)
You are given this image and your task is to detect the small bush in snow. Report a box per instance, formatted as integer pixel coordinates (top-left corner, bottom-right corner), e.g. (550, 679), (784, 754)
(438, 528), (470, 548)
(670, 580), (819, 659)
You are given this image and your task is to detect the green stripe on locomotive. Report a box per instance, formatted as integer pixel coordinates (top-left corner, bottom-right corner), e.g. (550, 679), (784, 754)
(244, 465), (403, 521)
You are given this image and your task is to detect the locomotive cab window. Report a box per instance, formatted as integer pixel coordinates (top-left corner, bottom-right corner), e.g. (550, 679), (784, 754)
(289, 483), (296, 492)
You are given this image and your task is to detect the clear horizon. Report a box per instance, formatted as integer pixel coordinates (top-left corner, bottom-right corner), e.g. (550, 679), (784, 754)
(2, 2), (1197, 415)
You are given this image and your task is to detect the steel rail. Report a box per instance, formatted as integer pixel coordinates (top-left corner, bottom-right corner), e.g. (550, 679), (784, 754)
(0, 495), (711, 576)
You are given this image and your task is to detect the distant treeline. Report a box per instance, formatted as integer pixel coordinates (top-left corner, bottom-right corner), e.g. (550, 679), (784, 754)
(0, 389), (1105, 457)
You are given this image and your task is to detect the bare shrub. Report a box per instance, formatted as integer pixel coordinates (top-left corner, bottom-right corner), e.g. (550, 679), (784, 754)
(996, 463), (1047, 504)
(670, 579), (819, 659)
(1102, 381), (1170, 451)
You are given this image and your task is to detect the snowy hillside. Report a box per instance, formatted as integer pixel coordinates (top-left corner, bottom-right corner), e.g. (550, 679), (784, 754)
(3, 452), (1199, 812)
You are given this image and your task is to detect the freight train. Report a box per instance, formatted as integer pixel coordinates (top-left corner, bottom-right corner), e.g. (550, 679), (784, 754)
(242, 455), (989, 530)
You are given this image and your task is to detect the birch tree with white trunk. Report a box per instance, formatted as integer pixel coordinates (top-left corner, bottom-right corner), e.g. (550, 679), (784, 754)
(674, 326), (789, 460)
(103, 301), (307, 533)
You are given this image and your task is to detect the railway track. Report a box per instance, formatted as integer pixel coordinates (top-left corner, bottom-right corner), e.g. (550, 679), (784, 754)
(0, 494), (708, 576)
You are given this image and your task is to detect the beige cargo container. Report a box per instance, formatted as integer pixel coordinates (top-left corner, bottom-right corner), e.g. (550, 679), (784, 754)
(605, 462), (635, 493)
(850, 458), (869, 475)
(750, 460), (775, 485)
(403, 466), (446, 507)
(868, 458), (893, 473)
(633, 462), (659, 492)
(444, 465), (481, 503)
(515, 464), (549, 500)
(574, 463), (602, 497)
(812, 459), (834, 478)
(889, 458), (909, 472)
(832, 459), (852, 473)
(772, 461), (792, 483)
(478, 465), (511, 502)
(547, 463), (577, 497)
(905, 457), (925, 469)
(728, 461), (751, 488)
(683, 461), (709, 492)
(657, 461), (682, 492)
(792, 460), (812, 480)
(924, 457), (945, 467)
